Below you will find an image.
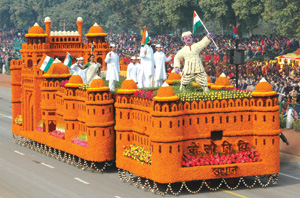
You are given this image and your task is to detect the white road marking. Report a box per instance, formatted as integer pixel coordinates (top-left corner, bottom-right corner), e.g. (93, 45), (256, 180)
(0, 113), (12, 119)
(279, 172), (300, 180)
(14, 150), (25, 156)
(41, 162), (54, 169)
(114, 196), (122, 198)
(74, 177), (90, 185)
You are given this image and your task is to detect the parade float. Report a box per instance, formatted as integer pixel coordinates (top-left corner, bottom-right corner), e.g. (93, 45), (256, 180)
(10, 17), (280, 195)
(277, 49), (300, 65)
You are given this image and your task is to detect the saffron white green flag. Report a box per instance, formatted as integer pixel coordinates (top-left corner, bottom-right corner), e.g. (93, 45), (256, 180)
(39, 54), (54, 72)
(91, 42), (94, 54)
(141, 26), (149, 47)
(193, 11), (203, 35)
(63, 52), (73, 67)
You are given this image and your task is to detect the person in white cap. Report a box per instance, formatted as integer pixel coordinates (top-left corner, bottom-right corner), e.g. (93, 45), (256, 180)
(139, 38), (155, 88)
(127, 56), (138, 83)
(105, 43), (120, 91)
(70, 57), (87, 83)
(154, 44), (172, 87)
(174, 31), (214, 92)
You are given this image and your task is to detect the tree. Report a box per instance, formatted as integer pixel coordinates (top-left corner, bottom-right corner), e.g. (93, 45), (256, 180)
(263, 0), (300, 40)
(164, 0), (200, 33)
(199, 0), (264, 34)
(232, 0), (264, 32)
(0, 0), (13, 29)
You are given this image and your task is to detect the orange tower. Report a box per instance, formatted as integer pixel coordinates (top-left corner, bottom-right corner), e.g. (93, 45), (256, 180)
(11, 17), (114, 163)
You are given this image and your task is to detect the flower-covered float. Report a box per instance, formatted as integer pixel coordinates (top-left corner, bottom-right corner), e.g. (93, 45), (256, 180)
(115, 77), (280, 194)
(10, 16), (280, 195)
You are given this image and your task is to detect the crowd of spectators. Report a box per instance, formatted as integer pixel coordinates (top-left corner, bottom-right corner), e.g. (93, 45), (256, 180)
(107, 32), (300, 105)
(2, 30), (300, 106)
(0, 29), (25, 73)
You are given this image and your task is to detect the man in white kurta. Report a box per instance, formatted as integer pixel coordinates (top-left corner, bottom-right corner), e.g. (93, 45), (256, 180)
(105, 44), (120, 91)
(154, 44), (172, 87)
(70, 57), (87, 83)
(139, 39), (155, 88)
(174, 31), (213, 92)
(136, 57), (144, 88)
(127, 56), (138, 83)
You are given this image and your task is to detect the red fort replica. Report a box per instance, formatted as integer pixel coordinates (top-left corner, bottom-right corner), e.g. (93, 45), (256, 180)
(10, 17), (280, 195)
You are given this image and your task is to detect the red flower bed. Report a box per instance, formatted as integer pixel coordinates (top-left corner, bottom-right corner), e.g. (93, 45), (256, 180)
(182, 148), (261, 167)
(133, 90), (157, 100)
(49, 130), (65, 140)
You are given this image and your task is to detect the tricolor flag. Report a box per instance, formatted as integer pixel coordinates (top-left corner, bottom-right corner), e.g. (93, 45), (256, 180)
(141, 26), (149, 47)
(193, 11), (203, 35)
(39, 54), (54, 72)
(91, 42), (94, 54)
(63, 52), (73, 67)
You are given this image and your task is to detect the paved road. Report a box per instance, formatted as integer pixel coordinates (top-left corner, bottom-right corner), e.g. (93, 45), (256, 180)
(0, 86), (299, 198)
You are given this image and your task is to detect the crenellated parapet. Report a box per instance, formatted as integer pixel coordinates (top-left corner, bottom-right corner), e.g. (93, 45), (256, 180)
(116, 80), (281, 183)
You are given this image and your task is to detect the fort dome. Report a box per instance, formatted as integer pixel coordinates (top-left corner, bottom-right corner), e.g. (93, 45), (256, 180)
(88, 76), (110, 92)
(166, 73), (181, 85)
(117, 79), (138, 94)
(85, 23), (108, 37)
(252, 78), (276, 97)
(89, 23), (104, 34)
(69, 72), (83, 84)
(90, 76), (106, 88)
(154, 82), (179, 101)
(167, 73), (181, 80)
(121, 79), (137, 90)
(43, 59), (71, 78)
(26, 23), (47, 38)
(211, 73), (233, 90)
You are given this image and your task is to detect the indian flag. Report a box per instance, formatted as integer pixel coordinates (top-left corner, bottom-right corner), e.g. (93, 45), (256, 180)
(193, 11), (203, 35)
(63, 52), (73, 67)
(141, 26), (149, 47)
(39, 54), (54, 72)
(91, 42), (94, 54)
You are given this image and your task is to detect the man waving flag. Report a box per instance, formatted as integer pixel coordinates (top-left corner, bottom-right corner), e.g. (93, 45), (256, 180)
(193, 11), (218, 49)
(141, 26), (150, 47)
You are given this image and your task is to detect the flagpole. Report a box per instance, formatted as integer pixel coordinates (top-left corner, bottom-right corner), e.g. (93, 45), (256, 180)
(197, 15), (219, 50)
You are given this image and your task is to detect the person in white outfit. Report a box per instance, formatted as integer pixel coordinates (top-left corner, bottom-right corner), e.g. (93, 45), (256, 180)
(127, 56), (138, 83)
(139, 38), (155, 88)
(154, 44), (172, 87)
(136, 57), (143, 88)
(105, 43), (120, 91)
(70, 57), (87, 83)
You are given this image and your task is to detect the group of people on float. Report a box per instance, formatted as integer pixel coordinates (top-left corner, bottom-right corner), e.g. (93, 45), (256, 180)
(70, 39), (173, 91)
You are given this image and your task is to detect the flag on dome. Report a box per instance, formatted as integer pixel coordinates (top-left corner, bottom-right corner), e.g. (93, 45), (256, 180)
(63, 52), (73, 67)
(39, 54), (54, 72)
(141, 26), (149, 47)
(91, 41), (94, 54)
(193, 11), (203, 35)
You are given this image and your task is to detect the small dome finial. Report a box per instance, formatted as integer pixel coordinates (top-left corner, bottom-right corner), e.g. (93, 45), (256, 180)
(34, 22), (39, 27)
(44, 17), (51, 22)
(53, 58), (61, 64)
